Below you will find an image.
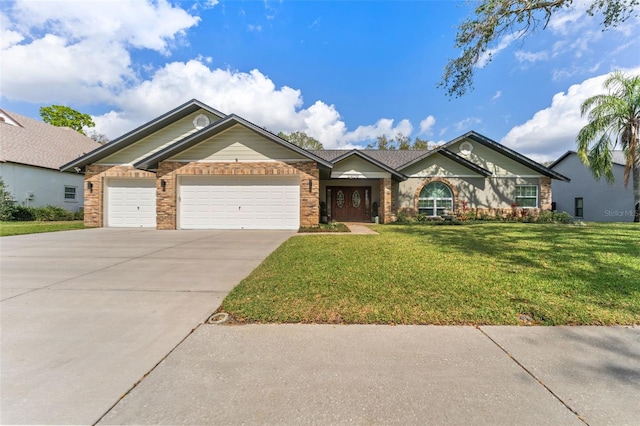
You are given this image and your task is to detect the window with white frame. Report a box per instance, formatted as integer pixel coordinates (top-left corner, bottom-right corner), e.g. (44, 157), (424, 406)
(515, 185), (537, 208)
(418, 182), (453, 216)
(64, 186), (77, 201)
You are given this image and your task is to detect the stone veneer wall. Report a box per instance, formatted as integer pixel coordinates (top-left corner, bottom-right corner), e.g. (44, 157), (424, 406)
(156, 161), (319, 230)
(84, 165), (157, 227)
(539, 177), (552, 210)
(379, 178), (393, 224)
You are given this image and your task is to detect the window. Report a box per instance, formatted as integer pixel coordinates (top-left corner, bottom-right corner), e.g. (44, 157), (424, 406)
(64, 186), (77, 201)
(418, 182), (453, 216)
(515, 185), (537, 208)
(575, 198), (583, 218)
(193, 114), (210, 129)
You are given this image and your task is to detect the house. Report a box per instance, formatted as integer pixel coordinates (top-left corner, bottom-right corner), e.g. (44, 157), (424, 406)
(0, 109), (101, 211)
(550, 151), (636, 222)
(61, 99), (569, 229)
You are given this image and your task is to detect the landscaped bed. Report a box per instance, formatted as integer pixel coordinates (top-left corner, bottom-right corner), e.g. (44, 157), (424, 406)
(218, 223), (640, 325)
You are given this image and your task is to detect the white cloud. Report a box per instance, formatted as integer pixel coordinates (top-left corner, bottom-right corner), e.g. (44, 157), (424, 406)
(501, 66), (640, 162)
(547, 4), (589, 35)
(454, 117), (482, 132)
(0, 0), (430, 150)
(90, 60), (416, 149)
(490, 91), (502, 101)
(419, 116), (436, 134)
(515, 50), (549, 63)
(1, 0), (200, 103)
(477, 31), (523, 68)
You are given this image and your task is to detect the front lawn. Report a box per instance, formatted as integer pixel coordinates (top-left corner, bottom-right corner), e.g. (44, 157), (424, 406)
(219, 223), (640, 325)
(0, 221), (85, 237)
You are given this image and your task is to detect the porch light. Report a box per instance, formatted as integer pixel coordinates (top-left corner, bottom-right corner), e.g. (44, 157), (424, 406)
(87, 182), (93, 193)
(161, 179), (167, 192)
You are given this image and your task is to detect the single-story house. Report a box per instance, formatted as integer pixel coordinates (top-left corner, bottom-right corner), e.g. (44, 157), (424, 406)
(0, 108), (101, 211)
(61, 99), (569, 229)
(550, 150), (636, 222)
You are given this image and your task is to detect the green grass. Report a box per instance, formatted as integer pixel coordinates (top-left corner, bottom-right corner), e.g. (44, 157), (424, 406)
(0, 221), (85, 236)
(220, 223), (640, 325)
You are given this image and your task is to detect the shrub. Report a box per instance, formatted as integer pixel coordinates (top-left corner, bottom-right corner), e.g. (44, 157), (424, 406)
(395, 209), (413, 223)
(73, 208), (84, 220)
(0, 178), (17, 221)
(553, 211), (574, 224)
(31, 205), (75, 221)
(11, 206), (36, 221)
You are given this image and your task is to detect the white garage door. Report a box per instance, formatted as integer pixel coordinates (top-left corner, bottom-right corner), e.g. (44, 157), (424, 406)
(179, 176), (300, 230)
(106, 179), (156, 227)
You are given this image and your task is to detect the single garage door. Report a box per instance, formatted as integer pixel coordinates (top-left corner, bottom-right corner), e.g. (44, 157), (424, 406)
(106, 179), (156, 227)
(179, 176), (300, 230)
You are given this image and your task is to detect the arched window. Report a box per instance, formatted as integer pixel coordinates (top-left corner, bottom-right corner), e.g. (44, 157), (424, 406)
(418, 182), (453, 216)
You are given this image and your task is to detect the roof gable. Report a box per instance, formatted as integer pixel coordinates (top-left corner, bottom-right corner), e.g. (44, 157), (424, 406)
(401, 149), (491, 177)
(134, 114), (333, 170)
(0, 109), (101, 171)
(443, 132), (569, 181)
(167, 124), (309, 162)
(329, 150), (407, 180)
(95, 109), (218, 165)
(60, 99), (225, 171)
(550, 150), (626, 169)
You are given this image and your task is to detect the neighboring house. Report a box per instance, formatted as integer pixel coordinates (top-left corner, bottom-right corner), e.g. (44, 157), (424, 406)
(61, 99), (568, 230)
(550, 151), (635, 222)
(0, 109), (101, 211)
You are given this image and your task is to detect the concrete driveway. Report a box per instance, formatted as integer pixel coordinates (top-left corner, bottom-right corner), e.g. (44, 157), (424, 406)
(0, 228), (293, 425)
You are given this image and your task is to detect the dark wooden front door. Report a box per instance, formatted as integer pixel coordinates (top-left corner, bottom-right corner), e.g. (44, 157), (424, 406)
(328, 186), (371, 222)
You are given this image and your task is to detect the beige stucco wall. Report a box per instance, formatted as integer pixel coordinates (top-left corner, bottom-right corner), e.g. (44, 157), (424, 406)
(397, 176), (546, 211)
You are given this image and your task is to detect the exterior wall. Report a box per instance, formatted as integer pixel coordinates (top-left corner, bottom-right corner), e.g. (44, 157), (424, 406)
(168, 125), (307, 162)
(157, 161), (319, 229)
(396, 176), (548, 217)
(96, 109), (221, 165)
(447, 139), (542, 176)
(331, 157), (392, 179)
(83, 165), (157, 227)
(0, 162), (85, 212)
(551, 154), (635, 222)
(401, 153), (482, 177)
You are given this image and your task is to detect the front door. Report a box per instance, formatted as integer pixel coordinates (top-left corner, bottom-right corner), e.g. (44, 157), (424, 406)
(328, 186), (371, 222)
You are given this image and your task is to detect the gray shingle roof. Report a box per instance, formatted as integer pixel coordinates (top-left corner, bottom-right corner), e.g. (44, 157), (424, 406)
(309, 149), (431, 169)
(0, 109), (101, 170)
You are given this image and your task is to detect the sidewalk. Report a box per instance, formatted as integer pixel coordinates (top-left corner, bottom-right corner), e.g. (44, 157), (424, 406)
(98, 325), (639, 425)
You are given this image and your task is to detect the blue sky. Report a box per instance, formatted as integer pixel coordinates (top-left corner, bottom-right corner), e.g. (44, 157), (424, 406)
(1, 0), (639, 161)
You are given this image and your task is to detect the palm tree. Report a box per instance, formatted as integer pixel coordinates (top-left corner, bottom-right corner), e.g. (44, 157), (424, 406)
(577, 71), (640, 222)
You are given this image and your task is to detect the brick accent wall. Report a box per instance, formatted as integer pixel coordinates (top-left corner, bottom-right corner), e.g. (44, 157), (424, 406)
(157, 160), (319, 229)
(84, 165), (156, 227)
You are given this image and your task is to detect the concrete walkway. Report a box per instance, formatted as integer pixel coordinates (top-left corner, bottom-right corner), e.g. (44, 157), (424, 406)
(99, 324), (640, 426)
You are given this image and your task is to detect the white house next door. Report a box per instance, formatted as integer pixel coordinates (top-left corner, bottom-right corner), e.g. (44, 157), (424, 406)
(106, 179), (156, 227)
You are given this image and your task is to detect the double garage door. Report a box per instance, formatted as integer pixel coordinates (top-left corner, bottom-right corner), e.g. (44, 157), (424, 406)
(179, 176), (300, 230)
(105, 176), (300, 230)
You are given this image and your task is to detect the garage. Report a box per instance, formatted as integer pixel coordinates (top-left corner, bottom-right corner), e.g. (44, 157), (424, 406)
(178, 175), (300, 230)
(106, 179), (156, 227)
